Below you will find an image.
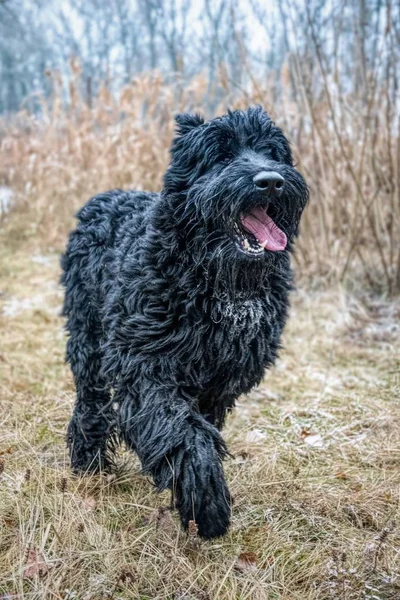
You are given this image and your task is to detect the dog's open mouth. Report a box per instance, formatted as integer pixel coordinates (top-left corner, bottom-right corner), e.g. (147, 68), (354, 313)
(234, 205), (287, 255)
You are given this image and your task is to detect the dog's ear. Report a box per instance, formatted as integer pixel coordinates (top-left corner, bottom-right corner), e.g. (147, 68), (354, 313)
(175, 113), (205, 135)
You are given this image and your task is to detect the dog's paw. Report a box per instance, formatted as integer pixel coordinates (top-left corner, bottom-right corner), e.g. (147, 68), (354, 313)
(192, 480), (231, 539)
(175, 458), (231, 539)
(67, 420), (112, 475)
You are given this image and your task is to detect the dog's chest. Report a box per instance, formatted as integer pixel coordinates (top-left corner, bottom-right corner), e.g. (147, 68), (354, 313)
(210, 296), (264, 341)
(185, 293), (280, 395)
(203, 293), (279, 362)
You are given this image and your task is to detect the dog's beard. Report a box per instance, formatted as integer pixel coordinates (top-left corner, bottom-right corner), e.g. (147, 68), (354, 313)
(181, 228), (283, 297)
(166, 163), (307, 295)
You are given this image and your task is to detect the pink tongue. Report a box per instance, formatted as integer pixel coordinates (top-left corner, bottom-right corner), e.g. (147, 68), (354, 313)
(241, 207), (287, 252)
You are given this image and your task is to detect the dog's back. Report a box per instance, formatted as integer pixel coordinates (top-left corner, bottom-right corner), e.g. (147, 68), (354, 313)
(61, 190), (156, 318)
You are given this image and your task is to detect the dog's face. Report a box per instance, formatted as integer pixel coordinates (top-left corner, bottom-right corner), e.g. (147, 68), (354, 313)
(163, 107), (308, 264)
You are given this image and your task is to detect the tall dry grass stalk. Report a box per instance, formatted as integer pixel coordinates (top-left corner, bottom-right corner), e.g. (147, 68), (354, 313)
(0, 57), (399, 293)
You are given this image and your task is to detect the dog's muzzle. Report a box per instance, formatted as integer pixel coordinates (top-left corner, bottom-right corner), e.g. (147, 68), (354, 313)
(230, 171), (287, 257)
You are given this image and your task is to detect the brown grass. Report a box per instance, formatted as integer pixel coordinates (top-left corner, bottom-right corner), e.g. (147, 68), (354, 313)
(0, 62), (399, 292)
(0, 240), (399, 599)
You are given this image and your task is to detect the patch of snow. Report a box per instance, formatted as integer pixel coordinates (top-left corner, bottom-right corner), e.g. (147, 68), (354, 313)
(246, 429), (267, 443)
(2, 297), (38, 317)
(2, 294), (60, 317)
(303, 433), (324, 448)
(0, 186), (13, 217)
(32, 254), (53, 266)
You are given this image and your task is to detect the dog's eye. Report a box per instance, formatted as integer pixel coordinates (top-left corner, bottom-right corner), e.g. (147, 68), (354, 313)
(258, 147), (277, 161)
(222, 157), (231, 164)
(269, 148), (281, 162)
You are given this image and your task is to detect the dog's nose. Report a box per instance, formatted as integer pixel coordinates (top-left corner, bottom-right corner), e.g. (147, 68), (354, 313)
(253, 171), (284, 196)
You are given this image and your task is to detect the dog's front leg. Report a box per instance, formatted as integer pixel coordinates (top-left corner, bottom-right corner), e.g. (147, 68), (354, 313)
(118, 383), (231, 539)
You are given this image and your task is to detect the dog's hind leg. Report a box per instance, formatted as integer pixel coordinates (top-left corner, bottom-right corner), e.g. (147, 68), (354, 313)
(66, 326), (116, 474)
(62, 257), (116, 474)
(118, 383), (231, 538)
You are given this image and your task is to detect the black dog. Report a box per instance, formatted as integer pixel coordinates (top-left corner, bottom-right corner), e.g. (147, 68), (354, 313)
(61, 107), (308, 538)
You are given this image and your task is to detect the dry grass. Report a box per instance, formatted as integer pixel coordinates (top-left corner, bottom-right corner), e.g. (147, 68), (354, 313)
(1, 64), (399, 292)
(0, 55), (399, 598)
(1, 239), (400, 599)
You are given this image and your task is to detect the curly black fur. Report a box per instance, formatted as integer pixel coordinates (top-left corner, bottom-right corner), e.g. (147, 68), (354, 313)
(61, 106), (308, 539)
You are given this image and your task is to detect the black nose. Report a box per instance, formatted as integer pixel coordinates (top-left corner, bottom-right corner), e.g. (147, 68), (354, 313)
(253, 171), (285, 196)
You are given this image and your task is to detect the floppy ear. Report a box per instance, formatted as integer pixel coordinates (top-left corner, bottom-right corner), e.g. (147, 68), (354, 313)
(175, 113), (205, 135)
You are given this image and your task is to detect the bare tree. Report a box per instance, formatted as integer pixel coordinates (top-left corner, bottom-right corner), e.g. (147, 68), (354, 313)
(0, 0), (398, 116)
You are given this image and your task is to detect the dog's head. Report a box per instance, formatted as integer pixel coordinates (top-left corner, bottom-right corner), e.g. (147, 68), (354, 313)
(162, 106), (308, 271)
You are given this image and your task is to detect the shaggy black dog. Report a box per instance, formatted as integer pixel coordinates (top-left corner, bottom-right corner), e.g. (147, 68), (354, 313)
(61, 106), (308, 539)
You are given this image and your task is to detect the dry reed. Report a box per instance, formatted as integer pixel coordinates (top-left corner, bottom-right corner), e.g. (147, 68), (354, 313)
(0, 58), (399, 293)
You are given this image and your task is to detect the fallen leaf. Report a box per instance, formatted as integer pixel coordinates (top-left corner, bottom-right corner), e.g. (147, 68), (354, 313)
(187, 519), (201, 548)
(2, 517), (15, 528)
(352, 482), (363, 492)
(149, 507), (175, 535)
(119, 564), (136, 584)
(188, 520), (198, 538)
(300, 428), (312, 438)
(0, 447), (13, 456)
(23, 547), (50, 579)
(235, 552), (258, 573)
(335, 471), (349, 480)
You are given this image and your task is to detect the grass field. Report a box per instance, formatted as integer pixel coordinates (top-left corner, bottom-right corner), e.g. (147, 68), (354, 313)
(1, 238), (399, 600)
(0, 14), (399, 597)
